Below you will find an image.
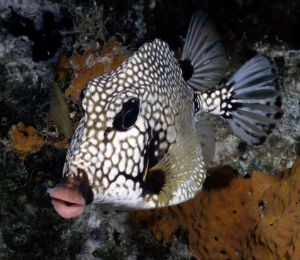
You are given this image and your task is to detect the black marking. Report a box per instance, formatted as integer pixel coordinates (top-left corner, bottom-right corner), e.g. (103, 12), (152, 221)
(193, 92), (200, 114)
(104, 127), (113, 139)
(220, 250), (227, 255)
(226, 81), (235, 89)
(271, 67), (277, 74)
(179, 59), (194, 81)
(138, 128), (169, 196)
(223, 113), (233, 119)
(275, 96), (282, 107)
(79, 169), (94, 204)
(20, 130), (29, 137)
(274, 82), (280, 90)
(113, 98), (140, 131)
(274, 111), (283, 119)
(266, 124), (275, 134)
(256, 136), (266, 145)
(143, 168), (165, 195)
(114, 127), (168, 196)
(258, 200), (265, 208)
(148, 131), (160, 168)
(232, 102), (243, 110)
(63, 168), (94, 204)
(222, 101), (243, 119)
(79, 87), (87, 104)
(147, 128), (168, 169)
(237, 141), (247, 152)
(79, 86), (87, 113)
(203, 86), (244, 119)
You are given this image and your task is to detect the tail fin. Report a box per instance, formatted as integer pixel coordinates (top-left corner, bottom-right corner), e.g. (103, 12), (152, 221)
(223, 55), (283, 145)
(180, 11), (227, 90)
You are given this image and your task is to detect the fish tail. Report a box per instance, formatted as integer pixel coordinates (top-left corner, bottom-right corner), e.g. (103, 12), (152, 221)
(195, 55), (283, 145)
(180, 10), (227, 90)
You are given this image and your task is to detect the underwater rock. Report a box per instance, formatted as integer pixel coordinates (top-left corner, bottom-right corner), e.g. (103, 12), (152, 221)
(132, 158), (300, 260)
(1, 7), (73, 61)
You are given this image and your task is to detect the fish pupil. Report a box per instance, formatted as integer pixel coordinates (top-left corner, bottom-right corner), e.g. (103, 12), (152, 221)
(179, 59), (194, 81)
(123, 107), (138, 128)
(113, 98), (140, 131)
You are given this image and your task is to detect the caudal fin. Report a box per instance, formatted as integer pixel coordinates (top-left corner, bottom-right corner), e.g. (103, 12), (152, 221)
(180, 11), (227, 90)
(224, 55), (283, 145)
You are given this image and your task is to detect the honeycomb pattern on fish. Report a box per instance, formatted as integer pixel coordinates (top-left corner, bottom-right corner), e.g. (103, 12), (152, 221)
(63, 39), (197, 208)
(48, 11), (282, 217)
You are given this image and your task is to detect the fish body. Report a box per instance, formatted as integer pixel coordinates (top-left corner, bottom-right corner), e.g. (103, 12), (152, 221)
(48, 11), (282, 218)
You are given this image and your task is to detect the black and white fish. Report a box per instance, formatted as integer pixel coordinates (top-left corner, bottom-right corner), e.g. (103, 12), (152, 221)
(48, 11), (282, 218)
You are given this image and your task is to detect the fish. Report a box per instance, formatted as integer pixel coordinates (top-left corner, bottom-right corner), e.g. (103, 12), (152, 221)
(48, 11), (282, 218)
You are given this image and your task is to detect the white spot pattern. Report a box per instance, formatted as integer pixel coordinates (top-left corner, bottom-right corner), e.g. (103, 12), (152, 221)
(63, 39), (202, 209)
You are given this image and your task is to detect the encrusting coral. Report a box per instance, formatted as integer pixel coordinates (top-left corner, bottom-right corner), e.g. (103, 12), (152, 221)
(132, 158), (300, 260)
(8, 122), (69, 160)
(8, 122), (45, 160)
(60, 41), (128, 101)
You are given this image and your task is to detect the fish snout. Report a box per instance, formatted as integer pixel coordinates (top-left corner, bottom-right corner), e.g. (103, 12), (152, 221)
(48, 169), (94, 218)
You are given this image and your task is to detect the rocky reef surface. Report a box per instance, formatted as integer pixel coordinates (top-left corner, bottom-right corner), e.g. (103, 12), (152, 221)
(0, 0), (300, 259)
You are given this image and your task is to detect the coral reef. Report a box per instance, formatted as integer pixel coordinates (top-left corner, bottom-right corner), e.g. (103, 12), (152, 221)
(61, 41), (129, 100)
(1, 0), (300, 259)
(133, 158), (300, 260)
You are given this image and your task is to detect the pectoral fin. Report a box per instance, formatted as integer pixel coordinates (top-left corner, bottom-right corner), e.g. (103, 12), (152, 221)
(143, 131), (207, 207)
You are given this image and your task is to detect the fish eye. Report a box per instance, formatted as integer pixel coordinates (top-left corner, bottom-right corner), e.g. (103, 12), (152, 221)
(113, 98), (140, 131)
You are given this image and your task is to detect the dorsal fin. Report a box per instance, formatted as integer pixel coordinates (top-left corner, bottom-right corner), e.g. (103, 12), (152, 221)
(181, 11), (227, 90)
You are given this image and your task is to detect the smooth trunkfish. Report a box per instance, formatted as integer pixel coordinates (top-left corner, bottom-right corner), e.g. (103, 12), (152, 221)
(48, 11), (282, 218)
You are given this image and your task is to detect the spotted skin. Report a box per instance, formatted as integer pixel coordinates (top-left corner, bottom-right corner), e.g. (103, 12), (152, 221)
(54, 12), (282, 213)
(64, 39), (198, 209)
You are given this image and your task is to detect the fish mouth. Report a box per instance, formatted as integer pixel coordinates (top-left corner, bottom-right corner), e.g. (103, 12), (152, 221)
(48, 185), (86, 219)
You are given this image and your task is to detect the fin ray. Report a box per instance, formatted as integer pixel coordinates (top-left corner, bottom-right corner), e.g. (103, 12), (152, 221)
(224, 55), (282, 145)
(148, 131), (206, 207)
(181, 10), (227, 90)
